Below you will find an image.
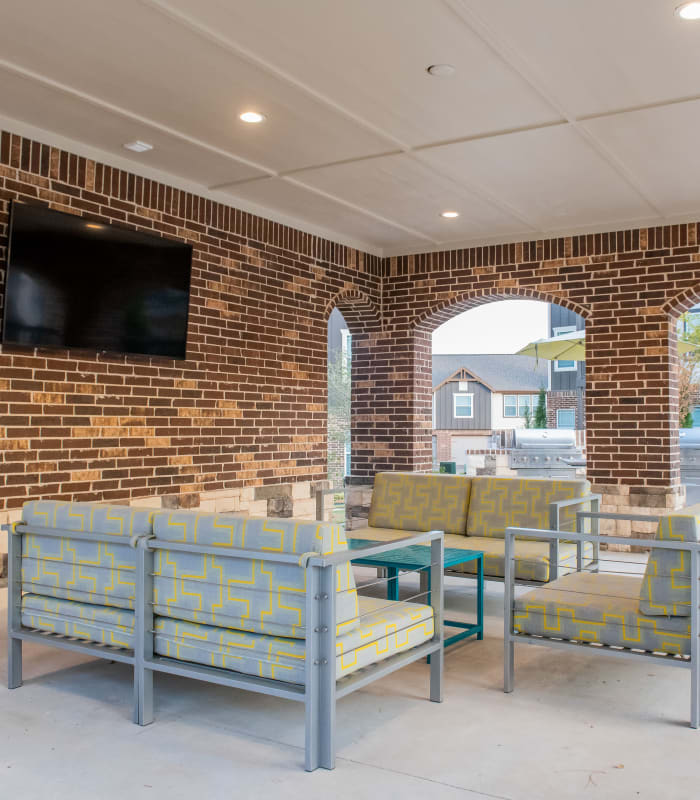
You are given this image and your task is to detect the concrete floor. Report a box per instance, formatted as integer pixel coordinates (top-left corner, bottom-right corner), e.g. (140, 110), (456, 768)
(1, 571), (697, 800)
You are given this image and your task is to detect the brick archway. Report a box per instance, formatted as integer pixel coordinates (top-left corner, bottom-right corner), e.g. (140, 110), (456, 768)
(413, 287), (591, 334)
(325, 289), (382, 334)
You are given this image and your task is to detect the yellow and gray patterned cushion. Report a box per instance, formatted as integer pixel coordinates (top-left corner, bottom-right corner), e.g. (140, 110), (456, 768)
(154, 595), (434, 685)
(21, 593), (135, 649)
(466, 477), (591, 539)
(20, 500), (154, 610)
(639, 509), (700, 617)
(514, 572), (690, 655)
(152, 512), (359, 639)
(368, 472), (472, 534)
(356, 527), (592, 582)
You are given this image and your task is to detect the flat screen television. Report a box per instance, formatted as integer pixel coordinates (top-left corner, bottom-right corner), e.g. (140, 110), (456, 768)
(2, 201), (192, 359)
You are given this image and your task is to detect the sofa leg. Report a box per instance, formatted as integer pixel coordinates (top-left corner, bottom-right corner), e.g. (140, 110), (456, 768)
(135, 668), (154, 726)
(8, 638), (22, 690)
(430, 645), (443, 702)
(504, 637), (514, 693)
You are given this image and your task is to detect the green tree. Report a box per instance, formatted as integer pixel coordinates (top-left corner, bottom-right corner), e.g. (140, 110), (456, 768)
(522, 407), (531, 429)
(679, 312), (700, 426)
(534, 387), (547, 428)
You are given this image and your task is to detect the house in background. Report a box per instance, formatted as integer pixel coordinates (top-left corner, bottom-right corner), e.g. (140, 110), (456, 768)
(432, 354), (549, 463)
(548, 305), (586, 430)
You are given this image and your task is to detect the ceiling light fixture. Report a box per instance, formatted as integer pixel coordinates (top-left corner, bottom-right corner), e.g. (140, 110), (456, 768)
(440, 210), (460, 219)
(676, 2), (700, 19)
(239, 111), (266, 123)
(85, 223), (103, 230)
(426, 64), (456, 77)
(123, 140), (153, 153)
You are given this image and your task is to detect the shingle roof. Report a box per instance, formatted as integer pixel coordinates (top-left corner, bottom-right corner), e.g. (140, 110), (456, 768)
(432, 354), (548, 391)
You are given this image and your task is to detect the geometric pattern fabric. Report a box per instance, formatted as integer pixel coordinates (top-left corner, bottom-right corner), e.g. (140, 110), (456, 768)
(639, 509), (700, 617)
(514, 571), (691, 655)
(153, 595), (434, 684)
(368, 473), (472, 535)
(466, 477), (591, 539)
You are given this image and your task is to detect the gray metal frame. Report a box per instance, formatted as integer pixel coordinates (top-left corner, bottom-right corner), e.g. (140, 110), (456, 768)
(6, 522), (444, 772)
(503, 525), (700, 728)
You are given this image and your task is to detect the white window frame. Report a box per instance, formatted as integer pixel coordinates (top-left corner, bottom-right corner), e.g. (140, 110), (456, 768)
(503, 394), (518, 417)
(556, 408), (576, 429)
(553, 325), (577, 372)
(453, 393), (474, 419)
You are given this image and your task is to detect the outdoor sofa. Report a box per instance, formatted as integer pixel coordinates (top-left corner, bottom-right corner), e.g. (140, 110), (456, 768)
(6, 500), (445, 771)
(354, 473), (599, 584)
(504, 508), (700, 727)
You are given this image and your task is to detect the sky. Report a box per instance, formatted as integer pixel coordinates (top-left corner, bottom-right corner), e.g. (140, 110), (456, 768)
(432, 300), (549, 354)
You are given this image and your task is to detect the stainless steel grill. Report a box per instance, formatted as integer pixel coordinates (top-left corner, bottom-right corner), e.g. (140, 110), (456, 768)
(508, 429), (584, 479)
(680, 429), (700, 504)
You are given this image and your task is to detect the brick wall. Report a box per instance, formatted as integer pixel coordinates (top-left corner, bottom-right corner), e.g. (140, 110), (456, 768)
(374, 233), (700, 516)
(0, 130), (381, 523)
(546, 390), (582, 429)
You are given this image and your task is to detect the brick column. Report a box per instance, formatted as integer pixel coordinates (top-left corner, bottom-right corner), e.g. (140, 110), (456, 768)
(586, 308), (684, 534)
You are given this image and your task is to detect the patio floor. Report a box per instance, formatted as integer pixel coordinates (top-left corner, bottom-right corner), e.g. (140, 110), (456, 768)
(1, 569), (696, 800)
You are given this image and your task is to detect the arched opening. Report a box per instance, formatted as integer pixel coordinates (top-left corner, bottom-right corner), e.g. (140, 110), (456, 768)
(664, 289), (700, 504)
(415, 290), (591, 476)
(324, 290), (382, 487)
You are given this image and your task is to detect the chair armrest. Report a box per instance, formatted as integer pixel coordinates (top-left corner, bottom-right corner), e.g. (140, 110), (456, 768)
(308, 530), (444, 567)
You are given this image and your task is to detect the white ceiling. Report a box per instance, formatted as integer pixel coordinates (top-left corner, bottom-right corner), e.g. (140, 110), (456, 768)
(1, 0), (700, 256)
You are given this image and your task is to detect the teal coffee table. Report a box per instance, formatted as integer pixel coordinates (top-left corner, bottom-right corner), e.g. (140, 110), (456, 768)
(348, 538), (484, 649)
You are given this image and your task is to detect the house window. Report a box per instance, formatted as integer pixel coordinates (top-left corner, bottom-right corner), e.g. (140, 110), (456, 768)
(557, 409), (576, 429)
(553, 325), (577, 372)
(453, 394), (473, 418)
(504, 394), (540, 418)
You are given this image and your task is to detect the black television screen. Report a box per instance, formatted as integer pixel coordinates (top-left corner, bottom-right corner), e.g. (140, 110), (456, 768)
(2, 202), (192, 358)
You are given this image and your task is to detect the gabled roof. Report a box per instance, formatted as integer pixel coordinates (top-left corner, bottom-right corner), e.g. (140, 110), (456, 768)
(432, 354), (548, 392)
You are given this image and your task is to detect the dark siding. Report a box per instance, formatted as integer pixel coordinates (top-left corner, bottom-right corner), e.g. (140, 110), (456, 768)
(434, 380), (491, 430)
(550, 305), (586, 391)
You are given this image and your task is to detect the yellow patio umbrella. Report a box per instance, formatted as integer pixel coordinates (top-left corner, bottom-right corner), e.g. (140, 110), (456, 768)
(516, 331), (699, 361)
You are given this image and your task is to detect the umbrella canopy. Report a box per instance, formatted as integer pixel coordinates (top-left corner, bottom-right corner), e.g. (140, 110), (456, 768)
(515, 331), (699, 361)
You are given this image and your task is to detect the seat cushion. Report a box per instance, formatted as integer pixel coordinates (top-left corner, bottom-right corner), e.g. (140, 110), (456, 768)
(154, 595), (434, 685)
(21, 594), (135, 649)
(353, 527), (592, 582)
(466, 477), (591, 539)
(514, 572), (690, 655)
(639, 509), (700, 617)
(152, 512), (358, 639)
(368, 473), (472, 535)
(20, 500), (153, 610)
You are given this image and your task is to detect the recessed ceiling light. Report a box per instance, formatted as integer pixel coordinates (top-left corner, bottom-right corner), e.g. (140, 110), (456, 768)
(123, 140), (153, 153)
(85, 223), (103, 230)
(440, 210), (460, 219)
(239, 111), (266, 123)
(427, 64), (456, 77)
(676, 2), (700, 19)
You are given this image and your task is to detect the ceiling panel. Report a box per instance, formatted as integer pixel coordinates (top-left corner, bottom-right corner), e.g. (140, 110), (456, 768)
(419, 124), (655, 231)
(459, 0), (700, 118)
(290, 154), (531, 242)
(581, 100), (700, 217)
(221, 178), (428, 251)
(0, 0), (394, 173)
(156, 0), (562, 147)
(0, 66), (266, 186)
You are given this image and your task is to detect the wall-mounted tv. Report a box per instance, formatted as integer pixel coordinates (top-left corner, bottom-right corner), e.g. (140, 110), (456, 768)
(2, 202), (192, 359)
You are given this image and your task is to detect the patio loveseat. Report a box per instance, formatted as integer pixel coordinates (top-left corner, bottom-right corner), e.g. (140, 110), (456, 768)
(354, 473), (599, 584)
(504, 508), (700, 727)
(6, 500), (444, 771)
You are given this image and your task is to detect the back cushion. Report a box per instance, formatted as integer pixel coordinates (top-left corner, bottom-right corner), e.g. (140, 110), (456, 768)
(466, 477), (591, 539)
(152, 512), (359, 639)
(368, 472), (472, 534)
(639, 509), (700, 617)
(20, 500), (154, 609)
